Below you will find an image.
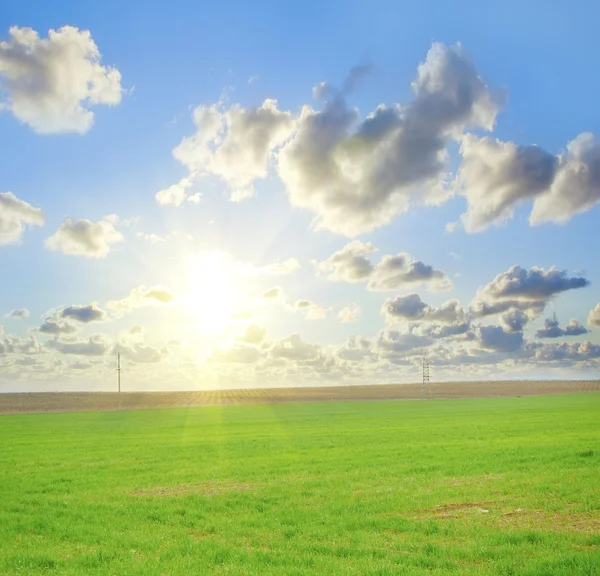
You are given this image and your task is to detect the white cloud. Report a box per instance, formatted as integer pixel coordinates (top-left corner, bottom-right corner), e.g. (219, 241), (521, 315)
(4, 308), (29, 319)
(278, 43), (500, 235)
(270, 333), (321, 361)
(164, 98), (294, 203)
(46, 333), (110, 356)
(0, 26), (122, 134)
(533, 341), (600, 362)
(45, 217), (123, 258)
(252, 258), (301, 276)
(136, 232), (170, 243)
(338, 304), (361, 323)
(531, 133), (600, 225)
(259, 286), (285, 304)
(317, 240), (376, 282)
(113, 342), (168, 363)
(155, 178), (192, 207)
(455, 132), (600, 232)
(211, 343), (262, 364)
(0, 192), (44, 245)
(589, 303), (600, 328)
(294, 299), (327, 320)
(455, 134), (557, 232)
(106, 285), (177, 313)
(318, 241), (449, 291)
(235, 324), (266, 345)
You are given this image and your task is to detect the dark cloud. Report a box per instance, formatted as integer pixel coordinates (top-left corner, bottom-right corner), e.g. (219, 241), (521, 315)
(472, 265), (589, 319)
(39, 318), (77, 335)
(501, 309), (529, 333)
(536, 317), (588, 339)
(477, 325), (524, 352)
(383, 294), (467, 324)
(61, 303), (107, 323)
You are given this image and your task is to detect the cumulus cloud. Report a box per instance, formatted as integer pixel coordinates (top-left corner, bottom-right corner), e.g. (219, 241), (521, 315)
(455, 132), (600, 232)
(211, 343), (262, 364)
(536, 317), (588, 339)
(294, 299), (327, 320)
(317, 241), (376, 282)
(155, 178), (192, 207)
(0, 26), (122, 133)
(106, 285), (177, 313)
(45, 217), (123, 258)
(250, 258), (301, 276)
(47, 333), (110, 356)
(113, 342), (168, 363)
(278, 42), (500, 235)
(471, 265), (589, 318)
(0, 192), (45, 245)
(39, 318), (77, 335)
(4, 308), (29, 319)
(533, 341), (600, 362)
(336, 335), (376, 362)
(318, 241), (449, 291)
(136, 232), (170, 243)
(270, 333), (322, 361)
(476, 324), (524, 352)
(500, 309), (529, 333)
(60, 303), (107, 323)
(259, 286), (285, 304)
(1, 334), (43, 355)
(455, 135), (557, 232)
(530, 133), (600, 225)
(163, 98), (295, 203)
(589, 303), (600, 328)
(383, 293), (467, 324)
(338, 304), (361, 323)
(235, 324), (266, 345)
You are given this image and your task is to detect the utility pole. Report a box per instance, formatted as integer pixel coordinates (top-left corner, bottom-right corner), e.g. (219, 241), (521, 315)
(422, 353), (430, 400)
(116, 352), (121, 393)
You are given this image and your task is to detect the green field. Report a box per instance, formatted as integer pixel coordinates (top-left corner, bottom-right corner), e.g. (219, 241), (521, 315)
(1, 394), (599, 575)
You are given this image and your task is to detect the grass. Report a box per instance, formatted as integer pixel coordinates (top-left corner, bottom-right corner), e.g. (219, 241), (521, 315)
(0, 394), (599, 575)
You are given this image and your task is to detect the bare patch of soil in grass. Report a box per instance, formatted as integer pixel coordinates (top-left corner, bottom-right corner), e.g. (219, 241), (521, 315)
(132, 480), (253, 498)
(497, 508), (600, 535)
(395, 501), (600, 534)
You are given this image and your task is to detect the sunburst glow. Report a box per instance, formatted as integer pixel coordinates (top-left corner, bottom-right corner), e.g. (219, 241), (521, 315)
(183, 251), (238, 333)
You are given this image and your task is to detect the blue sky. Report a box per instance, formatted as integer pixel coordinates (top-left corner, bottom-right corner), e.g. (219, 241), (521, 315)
(1, 0), (599, 391)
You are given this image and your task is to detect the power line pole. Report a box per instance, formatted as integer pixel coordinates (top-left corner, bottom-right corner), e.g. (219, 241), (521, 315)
(116, 352), (121, 393)
(422, 353), (430, 400)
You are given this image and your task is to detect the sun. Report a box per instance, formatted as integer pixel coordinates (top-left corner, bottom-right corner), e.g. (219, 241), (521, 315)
(183, 251), (238, 333)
